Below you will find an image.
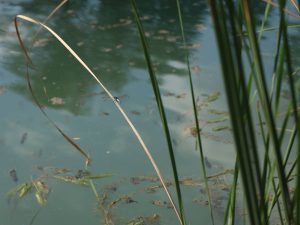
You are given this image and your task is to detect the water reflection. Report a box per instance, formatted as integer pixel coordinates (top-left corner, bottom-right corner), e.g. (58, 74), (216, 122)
(1, 0), (209, 115)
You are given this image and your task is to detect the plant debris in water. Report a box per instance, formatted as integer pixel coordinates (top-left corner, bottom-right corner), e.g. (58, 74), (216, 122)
(209, 109), (229, 115)
(49, 96), (65, 105)
(189, 126), (201, 137)
(186, 126), (232, 144)
(9, 169), (18, 183)
(7, 167), (112, 206)
(130, 175), (159, 184)
(20, 132), (28, 144)
(94, 169), (234, 224)
(193, 91), (221, 112)
(206, 117), (228, 124)
(151, 200), (173, 209)
(33, 180), (49, 205)
(212, 126), (230, 132)
(126, 214), (160, 225)
(6, 180), (49, 206)
(53, 170), (112, 186)
(100, 111), (110, 116)
(131, 110), (141, 115)
(204, 91), (221, 102)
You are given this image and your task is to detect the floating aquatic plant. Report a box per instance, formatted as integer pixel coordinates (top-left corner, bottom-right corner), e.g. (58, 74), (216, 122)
(6, 167), (112, 206)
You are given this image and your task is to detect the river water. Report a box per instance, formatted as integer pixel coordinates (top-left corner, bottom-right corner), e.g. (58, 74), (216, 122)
(0, 1), (299, 225)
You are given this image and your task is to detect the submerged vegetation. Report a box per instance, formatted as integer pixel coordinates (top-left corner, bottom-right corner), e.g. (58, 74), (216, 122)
(2, 0), (300, 224)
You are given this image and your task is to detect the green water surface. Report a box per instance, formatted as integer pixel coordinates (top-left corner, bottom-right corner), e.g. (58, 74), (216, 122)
(1, 1), (300, 225)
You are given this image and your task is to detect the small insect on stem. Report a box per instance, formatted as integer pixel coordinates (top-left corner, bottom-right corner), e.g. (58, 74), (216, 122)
(114, 96), (120, 104)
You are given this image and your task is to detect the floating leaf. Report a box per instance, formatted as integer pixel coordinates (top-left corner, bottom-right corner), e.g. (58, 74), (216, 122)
(166, 36), (177, 42)
(19, 182), (33, 198)
(131, 110), (141, 115)
(32, 180), (49, 206)
(83, 173), (112, 180)
(35, 190), (46, 205)
(179, 177), (197, 186)
(145, 214), (160, 223)
(33, 38), (49, 47)
(176, 93), (187, 99)
(6, 182), (33, 198)
(206, 92), (221, 102)
(53, 175), (89, 185)
(158, 29), (169, 34)
(126, 218), (144, 225)
(108, 197), (123, 209)
(192, 198), (209, 205)
(51, 167), (72, 175)
(6, 182), (30, 198)
(50, 97), (64, 105)
(189, 127), (201, 137)
(201, 131), (232, 144)
(180, 43), (201, 49)
(127, 214), (160, 225)
(35, 180), (49, 194)
(195, 24), (206, 31)
(75, 169), (91, 178)
(130, 175), (159, 184)
(53, 172), (112, 185)
(206, 117), (228, 124)
(101, 48), (112, 52)
(123, 195), (137, 204)
(77, 41), (84, 47)
(100, 111), (110, 116)
(212, 126), (230, 131)
(208, 109), (229, 115)
(105, 184), (118, 192)
(151, 199), (164, 207)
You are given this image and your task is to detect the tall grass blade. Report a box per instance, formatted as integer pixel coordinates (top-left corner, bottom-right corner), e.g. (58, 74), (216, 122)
(274, 46), (285, 110)
(257, 102), (271, 202)
(276, 0), (300, 223)
(131, 1), (185, 224)
(223, 159), (239, 225)
(279, 106), (292, 144)
(175, 0), (214, 224)
(276, 0), (300, 222)
(261, 0), (300, 19)
(258, 1), (272, 39)
(241, 1), (293, 222)
(208, 0), (268, 224)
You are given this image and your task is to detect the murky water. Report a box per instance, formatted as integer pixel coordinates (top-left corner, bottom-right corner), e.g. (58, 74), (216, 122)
(1, 1), (299, 224)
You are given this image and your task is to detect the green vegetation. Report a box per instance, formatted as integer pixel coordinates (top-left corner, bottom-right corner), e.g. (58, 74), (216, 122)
(6, 0), (300, 224)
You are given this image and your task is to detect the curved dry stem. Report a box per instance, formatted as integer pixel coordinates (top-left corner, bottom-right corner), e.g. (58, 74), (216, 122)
(14, 15), (182, 225)
(30, 0), (69, 46)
